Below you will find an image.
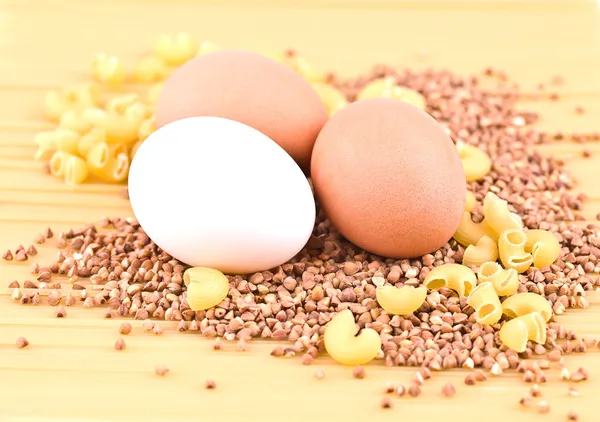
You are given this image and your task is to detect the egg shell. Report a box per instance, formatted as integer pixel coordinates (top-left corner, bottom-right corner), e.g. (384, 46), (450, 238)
(128, 116), (316, 274)
(155, 49), (328, 173)
(310, 98), (466, 258)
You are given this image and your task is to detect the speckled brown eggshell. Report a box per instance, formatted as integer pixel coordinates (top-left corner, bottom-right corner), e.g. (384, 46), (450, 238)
(155, 49), (328, 173)
(310, 98), (466, 258)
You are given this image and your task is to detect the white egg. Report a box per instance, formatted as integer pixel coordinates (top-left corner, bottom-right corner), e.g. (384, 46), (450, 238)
(128, 116), (316, 274)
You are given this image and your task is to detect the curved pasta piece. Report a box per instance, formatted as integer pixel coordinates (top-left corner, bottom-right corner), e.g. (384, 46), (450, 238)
(356, 77), (426, 109)
(499, 312), (547, 352)
(453, 212), (487, 247)
(423, 264), (477, 297)
(87, 142), (130, 183)
(466, 282), (503, 325)
(310, 82), (348, 116)
(464, 190), (476, 212)
(477, 262), (519, 296)
(456, 142), (492, 182)
(501, 292), (552, 322)
(483, 192), (523, 236)
(498, 229), (533, 273)
(49, 151), (76, 178)
(324, 309), (382, 366)
(375, 286), (427, 316)
(462, 235), (498, 267)
(524, 229), (561, 268)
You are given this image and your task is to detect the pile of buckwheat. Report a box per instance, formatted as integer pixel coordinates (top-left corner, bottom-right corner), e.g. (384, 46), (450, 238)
(4, 44), (599, 418)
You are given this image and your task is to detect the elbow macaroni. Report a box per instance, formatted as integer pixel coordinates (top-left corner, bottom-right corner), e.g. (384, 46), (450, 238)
(466, 282), (503, 325)
(482, 192), (523, 237)
(498, 311), (547, 353)
(464, 190), (476, 212)
(498, 229), (533, 273)
(183, 267), (230, 310)
(375, 286), (427, 316)
(456, 141), (492, 182)
(324, 309), (382, 366)
(356, 77), (426, 109)
(423, 264), (477, 297)
(64, 155), (89, 186)
(501, 292), (552, 322)
(477, 262), (519, 296)
(453, 212), (487, 247)
(462, 235), (498, 267)
(524, 229), (561, 268)
(310, 82), (348, 116)
(87, 142), (130, 183)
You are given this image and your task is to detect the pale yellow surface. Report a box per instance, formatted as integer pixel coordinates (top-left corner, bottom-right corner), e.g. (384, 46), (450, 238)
(1, 0), (600, 421)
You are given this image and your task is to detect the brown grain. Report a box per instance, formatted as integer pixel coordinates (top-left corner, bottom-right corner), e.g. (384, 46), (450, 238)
(114, 338), (126, 351)
(15, 337), (29, 348)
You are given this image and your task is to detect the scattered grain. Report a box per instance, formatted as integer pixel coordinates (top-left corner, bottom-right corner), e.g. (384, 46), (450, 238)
(523, 370), (535, 383)
(408, 383), (421, 397)
(380, 397), (393, 409)
(568, 387), (579, 397)
(236, 338), (248, 352)
(15, 337), (29, 348)
(441, 382), (456, 398)
(384, 381), (395, 394)
(519, 393), (533, 407)
(537, 401), (550, 414)
(26, 245), (37, 256)
(314, 370), (325, 380)
(271, 346), (284, 357)
(114, 338), (126, 351)
(153, 324), (164, 335)
(464, 373), (477, 385)
(2, 249), (13, 260)
(396, 384), (406, 396)
(353, 366), (365, 379)
(54, 305), (66, 318)
(301, 354), (314, 365)
(119, 322), (132, 335)
(531, 384), (542, 397)
(491, 362), (502, 376)
(14, 250), (28, 261)
(155, 365), (169, 376)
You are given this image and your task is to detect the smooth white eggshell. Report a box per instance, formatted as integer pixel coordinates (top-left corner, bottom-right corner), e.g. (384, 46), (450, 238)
(128, 116), (316, 274)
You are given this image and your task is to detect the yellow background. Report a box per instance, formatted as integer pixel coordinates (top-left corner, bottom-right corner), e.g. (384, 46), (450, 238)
(1, 0), (600, 421)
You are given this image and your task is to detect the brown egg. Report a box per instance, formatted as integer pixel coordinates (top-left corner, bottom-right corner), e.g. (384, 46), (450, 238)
(155, 50), (328, 172)
(310, 98), (466, 258)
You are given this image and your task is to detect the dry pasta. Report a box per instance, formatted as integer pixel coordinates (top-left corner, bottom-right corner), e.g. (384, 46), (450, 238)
(357, 77), (426, 109)
(310, 82), (348, 116)
(59, 110), (93, 134)
(423, 264), (477, 297)
(524, 229), (561, 268)
(498, 311), (547, 353)
(84, 109), (140, 146)
(466, 282), (503, 325)
(77, 128), (108, 157)
(477, 262), (519, 296)
(44, 83), (99, 121)
(86, 142), (130, 183)
(462, 235), (498, 267)
(452, 211), (487, 247)
(501, 292), (553, 322)
(34, 129), (80, 160)
(155, 33), (197, 66)
(456, 141), (492, 182)
(91, 54), (126, 86)
(498, 229), (533, 273)
(49, 151), (76, 178)
(482, 192), (523, 236)
(375, 286), (427, 316)
(134, 56), (170, 83)
(323, 309), (382, 366)
(464, 190), (476, 212)
(64, 155), (89, 186)
(183, 267), (230, 310)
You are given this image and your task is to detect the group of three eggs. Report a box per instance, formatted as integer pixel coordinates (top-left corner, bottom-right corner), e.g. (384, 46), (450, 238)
(128, 50), (466, 275)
